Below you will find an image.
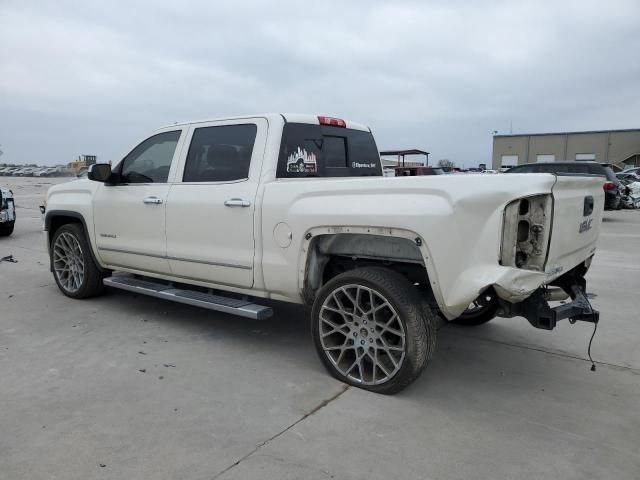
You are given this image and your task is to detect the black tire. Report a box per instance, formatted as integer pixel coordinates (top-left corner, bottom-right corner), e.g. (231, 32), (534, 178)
(450, 291), (499, 326)
(311, 267), (437, 394)
(51, 223), (105, 299)
(0, 221), (14, 237)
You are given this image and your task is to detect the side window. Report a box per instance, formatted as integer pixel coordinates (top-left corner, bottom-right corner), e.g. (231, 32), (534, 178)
(567, 164), (589, 174)
(535, 165), (563, 173)
(120, 131), (181, 183)
(183, 124), (257, 182)
(511, 165), (536, 173)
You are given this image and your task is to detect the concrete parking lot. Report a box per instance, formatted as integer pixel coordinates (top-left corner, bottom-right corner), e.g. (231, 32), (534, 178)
(1, 177), (639, 479)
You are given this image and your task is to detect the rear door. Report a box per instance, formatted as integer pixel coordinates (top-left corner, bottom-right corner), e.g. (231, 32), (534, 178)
(165, 118), (267, 288)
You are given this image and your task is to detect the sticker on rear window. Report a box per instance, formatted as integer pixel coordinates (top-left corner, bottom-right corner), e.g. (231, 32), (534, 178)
(352, 162), (377, 168)
(287, 147), (317, 173)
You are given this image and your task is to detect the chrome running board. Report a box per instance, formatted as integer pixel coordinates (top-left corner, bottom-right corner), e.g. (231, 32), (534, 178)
(104, 274), (273, 320)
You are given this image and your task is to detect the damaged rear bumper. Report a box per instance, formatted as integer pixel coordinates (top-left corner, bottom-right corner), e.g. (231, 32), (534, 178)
(499, 266), (599, 330)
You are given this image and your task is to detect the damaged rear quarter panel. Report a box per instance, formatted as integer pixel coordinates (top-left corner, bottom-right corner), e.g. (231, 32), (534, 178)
(260, 174), (560, 319)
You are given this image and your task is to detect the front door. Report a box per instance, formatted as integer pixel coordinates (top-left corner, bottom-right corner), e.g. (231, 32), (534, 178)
(165, 118), (267, 288)
(93, 129), (184, 274)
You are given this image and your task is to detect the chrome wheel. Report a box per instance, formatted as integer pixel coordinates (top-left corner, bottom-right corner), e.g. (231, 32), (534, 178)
(53, 232), (85, 293)
(319, 284), (406, 386)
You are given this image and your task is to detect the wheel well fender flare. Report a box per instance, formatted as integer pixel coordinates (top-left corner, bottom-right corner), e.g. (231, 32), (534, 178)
(298, 226), (445, 309)
(45, 210), (105, 272)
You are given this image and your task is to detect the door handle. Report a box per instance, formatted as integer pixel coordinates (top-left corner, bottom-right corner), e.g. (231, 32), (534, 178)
(143, 196), (163, 205)
(224, 198), (251, 207)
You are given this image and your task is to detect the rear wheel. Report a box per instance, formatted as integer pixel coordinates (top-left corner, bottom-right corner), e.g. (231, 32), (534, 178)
(451, 291), (499, 326)
(311, 267), (436, 394)
(0, 221), (14, 237)
(51, 223), (105, 298)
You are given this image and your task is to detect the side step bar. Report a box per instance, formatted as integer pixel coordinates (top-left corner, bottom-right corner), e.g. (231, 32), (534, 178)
(103, 274), (273, 320)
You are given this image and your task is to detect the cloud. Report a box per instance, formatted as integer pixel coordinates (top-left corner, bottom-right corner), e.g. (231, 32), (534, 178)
(1, 0), (639, 166)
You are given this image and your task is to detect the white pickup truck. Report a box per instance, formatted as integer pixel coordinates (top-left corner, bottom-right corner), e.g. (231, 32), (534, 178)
(43, 114), (603, 393)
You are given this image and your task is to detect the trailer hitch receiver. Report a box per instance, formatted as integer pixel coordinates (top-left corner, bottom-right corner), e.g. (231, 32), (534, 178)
(508, 268), (599, 331)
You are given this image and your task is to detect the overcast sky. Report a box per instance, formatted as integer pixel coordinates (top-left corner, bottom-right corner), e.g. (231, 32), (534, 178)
(1, 0), (639, 167)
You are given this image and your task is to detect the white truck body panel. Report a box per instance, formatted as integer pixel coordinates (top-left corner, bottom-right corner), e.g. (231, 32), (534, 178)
(164, 118), (269, 288)
(44, 114), (604, 320)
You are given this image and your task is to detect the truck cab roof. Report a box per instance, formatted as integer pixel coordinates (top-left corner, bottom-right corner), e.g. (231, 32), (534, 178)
(161, 113), (371, 133)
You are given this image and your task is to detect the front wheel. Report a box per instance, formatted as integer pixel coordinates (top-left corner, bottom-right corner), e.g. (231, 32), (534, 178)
(311, 267), (437, 394)
(0, 221), (14, 237)
(51, 223), (105, 299)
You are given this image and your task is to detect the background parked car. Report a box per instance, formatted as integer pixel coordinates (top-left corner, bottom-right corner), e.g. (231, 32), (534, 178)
(619, 176), (640, 209)
(15, 167), (35, 176)
(394, 166), (447, 176)
(621, 166), (640, 176)
(0, 185), (16, 236)
(506, 161), (622, 210)
(35, 167), (59, 177)
(617, 172), (640, 182)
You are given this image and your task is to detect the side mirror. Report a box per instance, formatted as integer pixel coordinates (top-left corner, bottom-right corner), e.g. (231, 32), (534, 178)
(87, 163), (112, 183)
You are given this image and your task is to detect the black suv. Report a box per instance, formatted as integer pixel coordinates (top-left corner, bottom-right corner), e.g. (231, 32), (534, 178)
(506, 161), (622, 210)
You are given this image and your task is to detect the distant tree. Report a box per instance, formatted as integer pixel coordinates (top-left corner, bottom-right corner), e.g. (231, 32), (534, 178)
(437, 159), (455, 168)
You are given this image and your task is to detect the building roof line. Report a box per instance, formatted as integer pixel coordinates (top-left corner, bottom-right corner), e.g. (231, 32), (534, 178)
(379, 149), (429, 156)
(494, 128), (640, 138)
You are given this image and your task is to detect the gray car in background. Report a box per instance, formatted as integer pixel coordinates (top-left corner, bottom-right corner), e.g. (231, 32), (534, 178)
(507, 161), (622, 210)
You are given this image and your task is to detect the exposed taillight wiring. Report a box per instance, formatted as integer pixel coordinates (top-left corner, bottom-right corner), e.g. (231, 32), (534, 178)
(583, 292), (599, 372)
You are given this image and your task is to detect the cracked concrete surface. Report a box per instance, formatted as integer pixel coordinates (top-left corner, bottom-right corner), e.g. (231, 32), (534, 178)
(1, 177), (639, 479)
(211, 385), (349, 479)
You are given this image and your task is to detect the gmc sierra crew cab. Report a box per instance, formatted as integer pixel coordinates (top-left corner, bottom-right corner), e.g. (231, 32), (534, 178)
(43, 114), (603, 393)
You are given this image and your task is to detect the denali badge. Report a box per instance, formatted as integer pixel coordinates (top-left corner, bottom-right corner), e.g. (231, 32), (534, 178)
(579, 218), (593, 233)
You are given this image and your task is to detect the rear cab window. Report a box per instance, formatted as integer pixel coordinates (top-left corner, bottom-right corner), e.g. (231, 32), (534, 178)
(277, 123), (382, 178)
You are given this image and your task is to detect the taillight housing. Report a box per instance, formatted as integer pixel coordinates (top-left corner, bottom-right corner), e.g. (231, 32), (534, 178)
(318, 116), (346, 128)
(603, 181), (616, 191)
(500, 194), (553, 271)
